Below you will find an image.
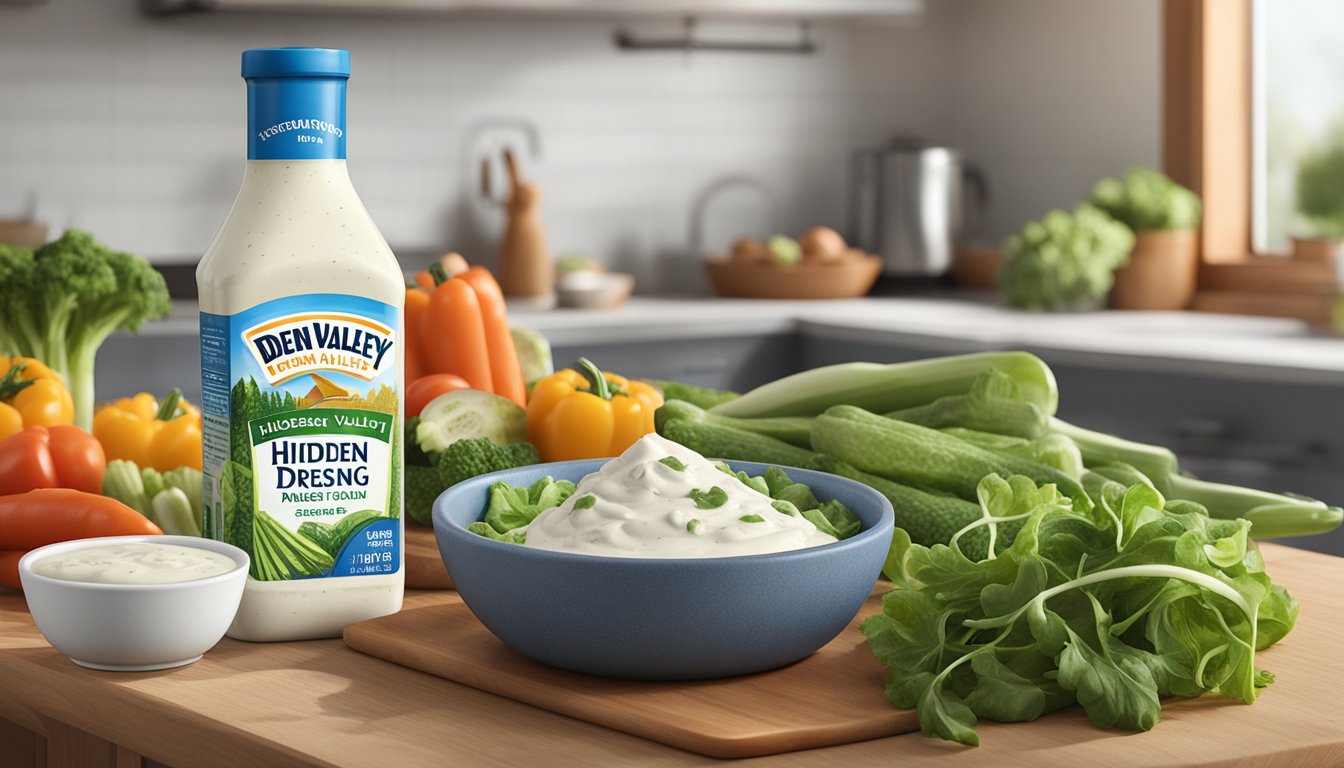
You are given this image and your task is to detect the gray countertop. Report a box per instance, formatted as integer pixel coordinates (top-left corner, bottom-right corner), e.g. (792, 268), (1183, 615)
(145, 295), (1344, 385)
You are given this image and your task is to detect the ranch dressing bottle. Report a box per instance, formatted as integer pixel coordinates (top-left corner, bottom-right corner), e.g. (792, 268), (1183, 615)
(198, 48), (404, 641)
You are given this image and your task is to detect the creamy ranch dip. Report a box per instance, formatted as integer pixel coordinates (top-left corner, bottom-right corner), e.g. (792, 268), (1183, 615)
(521, 434), (838, 558)
(32, 542), (238, 585)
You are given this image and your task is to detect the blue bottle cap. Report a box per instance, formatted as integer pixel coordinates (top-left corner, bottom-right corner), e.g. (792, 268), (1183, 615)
(242, 48), (350, 79)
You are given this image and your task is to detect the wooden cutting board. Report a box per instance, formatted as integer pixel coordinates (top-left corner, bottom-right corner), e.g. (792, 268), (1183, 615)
(403, 521), (453, 590)
(344, 589), (913, 759)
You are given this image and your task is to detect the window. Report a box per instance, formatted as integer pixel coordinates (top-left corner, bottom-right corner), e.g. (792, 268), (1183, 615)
(1254, 0), (1344, 252)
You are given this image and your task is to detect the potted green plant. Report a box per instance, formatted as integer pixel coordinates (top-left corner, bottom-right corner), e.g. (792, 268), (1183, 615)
(999, 204), (1135, 312)
(1088, 167), (1202, 310)
(1293, 138), (1344, 262)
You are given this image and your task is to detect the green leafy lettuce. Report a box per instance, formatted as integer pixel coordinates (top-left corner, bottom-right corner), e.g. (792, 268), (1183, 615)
(864, 474), (1297, 747)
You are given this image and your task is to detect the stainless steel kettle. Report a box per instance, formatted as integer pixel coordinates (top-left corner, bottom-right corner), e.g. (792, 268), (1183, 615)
(850, 142), (987, 277)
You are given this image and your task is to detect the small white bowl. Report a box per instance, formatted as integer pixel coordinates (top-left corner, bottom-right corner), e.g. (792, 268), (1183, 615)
(19, 535), (249, 672)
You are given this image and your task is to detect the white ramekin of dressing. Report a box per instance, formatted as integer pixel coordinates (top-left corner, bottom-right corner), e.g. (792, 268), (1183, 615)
(19, 535), (249, 671)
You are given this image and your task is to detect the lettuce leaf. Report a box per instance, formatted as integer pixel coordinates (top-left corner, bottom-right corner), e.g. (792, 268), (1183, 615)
(863, 473), (1296, 747)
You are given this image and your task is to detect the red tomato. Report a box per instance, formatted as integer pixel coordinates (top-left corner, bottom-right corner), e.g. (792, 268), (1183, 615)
(0, 426), (106, 496)
(0, 428), (58, 495)
(406, 374), (472, 418)
(44, 426), (106, 494)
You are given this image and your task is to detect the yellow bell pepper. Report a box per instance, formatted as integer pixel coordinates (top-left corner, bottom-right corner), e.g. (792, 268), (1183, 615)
(93, 389), (203, 472)
(527, 358), (664, 462)
(0, 356), (75, 442)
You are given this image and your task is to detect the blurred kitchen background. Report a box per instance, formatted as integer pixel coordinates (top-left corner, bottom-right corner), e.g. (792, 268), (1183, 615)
(3, 0), (1344, 553)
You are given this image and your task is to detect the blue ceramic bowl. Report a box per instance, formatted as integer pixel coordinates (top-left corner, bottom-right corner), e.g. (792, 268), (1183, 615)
(432, 460), (894, 680)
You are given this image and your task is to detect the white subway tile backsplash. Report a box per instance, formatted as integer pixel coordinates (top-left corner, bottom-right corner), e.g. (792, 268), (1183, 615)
(0, 0), (935, 272)
(0, 0), (1161, 284)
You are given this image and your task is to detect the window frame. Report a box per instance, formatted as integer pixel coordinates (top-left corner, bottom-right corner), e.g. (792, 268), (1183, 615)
(1163, 0), (1254, 264)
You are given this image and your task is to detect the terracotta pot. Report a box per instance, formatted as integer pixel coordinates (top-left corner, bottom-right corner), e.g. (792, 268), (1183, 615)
(1290, 236), (1344, 263)
(1108, 229), (1199, 310)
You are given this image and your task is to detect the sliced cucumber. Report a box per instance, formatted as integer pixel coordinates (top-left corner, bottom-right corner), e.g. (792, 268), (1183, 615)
(416, 389), (527, 453)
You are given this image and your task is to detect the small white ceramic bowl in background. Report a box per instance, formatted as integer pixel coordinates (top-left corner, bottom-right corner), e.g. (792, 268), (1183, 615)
(19, 535), (249, 672)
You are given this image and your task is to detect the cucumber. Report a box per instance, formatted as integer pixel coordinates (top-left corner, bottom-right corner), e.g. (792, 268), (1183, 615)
(810, 454), (1012, 561)
(659, 418), (818, 468)
(417, 389), (527, 453)
(648, 380), (740, 410)
(656, 399), (813, 448)
(811, 406), (1087, 506)
(709, 352), (1059, 419)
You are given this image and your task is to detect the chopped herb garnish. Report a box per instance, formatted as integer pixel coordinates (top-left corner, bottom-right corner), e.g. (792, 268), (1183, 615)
(688, 486), (729, 509)
(659, 456), (688, 471)
(686, 519), (702, 534)
(573, 494), (597, 510)
(739, 514), (765, 523)
(771, 500), (800, 517)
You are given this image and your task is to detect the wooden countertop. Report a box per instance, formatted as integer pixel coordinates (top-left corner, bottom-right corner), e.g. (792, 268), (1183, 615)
(3, 543), (1344, 767)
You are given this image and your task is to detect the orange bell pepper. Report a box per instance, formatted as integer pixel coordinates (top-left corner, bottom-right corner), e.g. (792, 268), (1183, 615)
(527, 358), (663, 462)
(93, 389), (203, 472)
(0, 356), (75, 442)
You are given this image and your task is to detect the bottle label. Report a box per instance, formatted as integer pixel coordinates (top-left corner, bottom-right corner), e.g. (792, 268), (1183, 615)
(201, 294), (401, 581)
(247, 77), (347, 160)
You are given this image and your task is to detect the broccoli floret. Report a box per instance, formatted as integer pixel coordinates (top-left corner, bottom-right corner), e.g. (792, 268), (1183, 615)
(0, 230), (170, 428)
(403, 439), (540, 526)
(403, 438), (539, 526)
(432, 438), (539, 489)
(405, 464), (443, 526)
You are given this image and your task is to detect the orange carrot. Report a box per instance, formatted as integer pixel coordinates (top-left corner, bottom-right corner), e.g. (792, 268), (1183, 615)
(424, 276), (494, 392)
(0, 551), (21, 591)
(0, 489), (162, 552)
(458, 267), (526, 407)
(404, 287), (430, 386)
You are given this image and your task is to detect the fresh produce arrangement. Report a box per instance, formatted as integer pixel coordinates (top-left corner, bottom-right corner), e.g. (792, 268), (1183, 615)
(655, 351), (1340, 745)
(1089, 167), (1202, 231)
(999, 205), (1135, 311)
(0, 219), (1336, 756)
(0, 230), (171, 428)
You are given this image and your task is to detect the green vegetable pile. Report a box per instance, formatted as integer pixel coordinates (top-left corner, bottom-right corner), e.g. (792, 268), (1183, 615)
(467, 463), (861, 545)
(653, 351), (1340, 745)
(1089, 167), (1202, 231)
(999, 205), (1135, 312)
(0, 230), (171, 428)
(103, 460), (204, 537)
(404, 389), (539, 525)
